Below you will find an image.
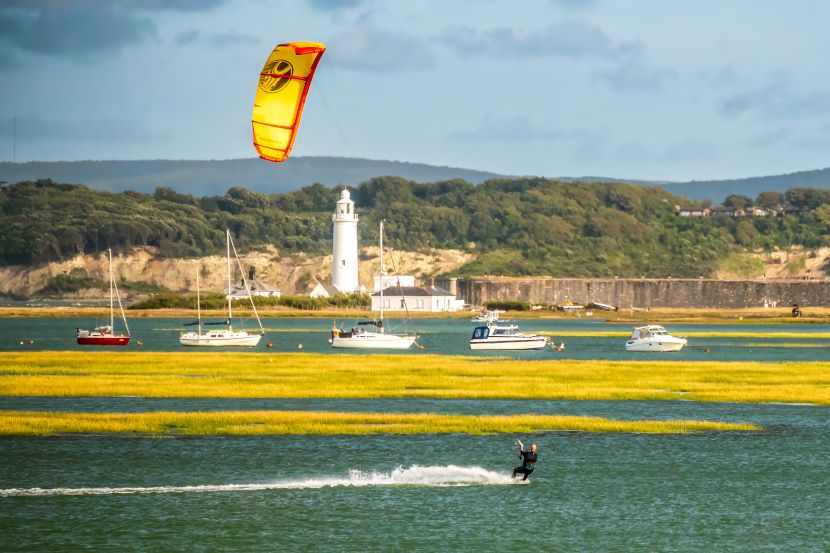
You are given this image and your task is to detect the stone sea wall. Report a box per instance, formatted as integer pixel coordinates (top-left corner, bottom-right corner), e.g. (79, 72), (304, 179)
(439, 277), (830, 308)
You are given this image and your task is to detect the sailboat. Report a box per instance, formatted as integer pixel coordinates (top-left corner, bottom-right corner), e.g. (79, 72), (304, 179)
(179, 230), (265, 347)
(76, 248), (131, 346)
(329, 220), (417, 349)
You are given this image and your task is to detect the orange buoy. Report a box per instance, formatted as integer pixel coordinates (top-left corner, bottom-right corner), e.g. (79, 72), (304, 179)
(266, 342), (274, 348)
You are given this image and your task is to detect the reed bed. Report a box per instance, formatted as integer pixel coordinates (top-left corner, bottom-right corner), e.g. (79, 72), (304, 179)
(2, 352), (830, 405)
(538, 330), (830, 339)
(0, 410), (760, 436)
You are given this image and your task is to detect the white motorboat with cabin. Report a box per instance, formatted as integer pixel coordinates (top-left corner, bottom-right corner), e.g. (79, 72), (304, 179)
(180, 230), (265, 347)
(625, 325), (687, 352)
(469, 322), (548, 351)
(329, 220), (417, 349)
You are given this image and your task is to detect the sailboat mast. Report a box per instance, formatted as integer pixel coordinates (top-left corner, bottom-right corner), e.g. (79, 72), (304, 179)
(379, 220), (384, 328)
(108, 248), (114, 331)
(226, 229), (232, 329)
(196, 267), (202, 335)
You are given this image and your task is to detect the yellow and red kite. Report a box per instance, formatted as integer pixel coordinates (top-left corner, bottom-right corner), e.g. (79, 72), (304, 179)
(252, 41), (326, 162)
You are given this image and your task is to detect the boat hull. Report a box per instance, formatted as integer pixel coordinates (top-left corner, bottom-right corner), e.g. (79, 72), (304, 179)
(77, 335), (130, 346)
(179, 332), (262, 347)
(330, 334), (416, 349)
(469, 337), (548, 351)
(625, 339), (686, 352)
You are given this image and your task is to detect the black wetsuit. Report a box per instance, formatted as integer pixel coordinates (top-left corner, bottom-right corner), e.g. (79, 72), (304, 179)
(512, 449), (537, 480)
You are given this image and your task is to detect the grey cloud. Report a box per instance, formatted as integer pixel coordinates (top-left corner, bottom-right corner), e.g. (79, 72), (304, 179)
(174, 29), (201, 46)
(596, 58), (675, 90)
(0, 115), (155, 143)
(329, 29), (434, 72)
(719, 81), (830, 119)
(307, 0), (367, 11)
(438, 21), (617, 59)
(0, 0), (227, 65)
(0, 4), (156, 57)
(617, 139), (719, 163)
(448, 113), (592, 143)
(205, 32), (259, 47)
(551, 0), (598, 9)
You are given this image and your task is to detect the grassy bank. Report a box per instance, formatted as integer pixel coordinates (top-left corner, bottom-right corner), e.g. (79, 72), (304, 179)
(1, 306), (829, 322)
(2, 352), (829, 405)
(0, 410), (760, 436)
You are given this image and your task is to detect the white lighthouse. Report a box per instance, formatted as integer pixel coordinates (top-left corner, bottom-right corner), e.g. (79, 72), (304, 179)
(331, 188), (359, 293)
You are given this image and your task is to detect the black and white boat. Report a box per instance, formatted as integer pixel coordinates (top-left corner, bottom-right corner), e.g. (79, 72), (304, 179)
(469, 322), (548, 351)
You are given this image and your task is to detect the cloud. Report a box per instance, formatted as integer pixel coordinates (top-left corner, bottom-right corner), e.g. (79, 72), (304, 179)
(174, 29), (201, 46)
(0, 0), (227, 65)
(596, 58), (675, 90)
(307, 0), (367, 11)
(0, 115), (156, 143)
(719, 80), (830, 119)
(438, 21), (618, 60)
(617, 139), (719, 163)
(328, 28), (434, 72)
(448, 113), (592, 143)
(550, 0), (598, 9)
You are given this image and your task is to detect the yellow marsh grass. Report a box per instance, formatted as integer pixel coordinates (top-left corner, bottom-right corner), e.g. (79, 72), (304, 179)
(0, 410), (760, 436)
(538, 330), (830, 339)
(3, 352), (830, 405)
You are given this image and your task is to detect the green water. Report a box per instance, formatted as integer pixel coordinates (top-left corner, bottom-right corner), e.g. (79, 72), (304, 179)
(2, 317), (829, 550)
(1, 400), (829, 551)
(2, 316), (830, 360)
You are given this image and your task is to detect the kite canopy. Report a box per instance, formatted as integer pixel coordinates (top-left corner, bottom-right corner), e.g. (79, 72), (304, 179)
(252, 41), (326, 162)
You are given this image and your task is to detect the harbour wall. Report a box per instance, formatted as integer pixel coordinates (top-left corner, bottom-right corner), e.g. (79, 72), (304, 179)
(437, 277), (830, 308)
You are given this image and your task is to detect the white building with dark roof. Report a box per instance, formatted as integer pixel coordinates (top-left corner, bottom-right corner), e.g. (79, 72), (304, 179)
(371, 285), (464, 313)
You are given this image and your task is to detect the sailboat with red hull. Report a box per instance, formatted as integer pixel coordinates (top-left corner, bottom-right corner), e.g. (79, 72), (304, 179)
(76, 248), (131, 346)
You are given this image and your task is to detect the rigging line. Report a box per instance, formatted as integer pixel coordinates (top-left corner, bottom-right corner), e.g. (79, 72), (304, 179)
(387, 245), (414, 336)
(317, 63), (354, 156)
(228, 232), (265, 334)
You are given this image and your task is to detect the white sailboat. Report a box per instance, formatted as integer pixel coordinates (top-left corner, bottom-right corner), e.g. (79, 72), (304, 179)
(329, 220), (417, 349)
(180, 230), (265, 347)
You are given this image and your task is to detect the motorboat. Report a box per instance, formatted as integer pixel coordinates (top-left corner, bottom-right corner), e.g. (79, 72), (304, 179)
(469, 322), (548, 351)
(625, 325), (687, 352)
(76, 248), (131, 346)
(471, 309), (503, 324)
(330, 220), (417, 349)
(180, 230), (265, 347)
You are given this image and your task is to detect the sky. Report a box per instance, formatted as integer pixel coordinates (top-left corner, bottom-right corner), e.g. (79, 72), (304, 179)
(1, 0), (829, 181)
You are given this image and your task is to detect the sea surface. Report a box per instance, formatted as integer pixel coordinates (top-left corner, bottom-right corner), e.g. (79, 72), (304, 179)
(1, 316), (829, 361)
(1, 400), (829, 551)
(2, 317), (829, 550)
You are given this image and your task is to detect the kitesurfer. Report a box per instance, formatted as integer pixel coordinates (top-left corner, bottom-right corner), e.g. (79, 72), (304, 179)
(512, 441), (538, 481)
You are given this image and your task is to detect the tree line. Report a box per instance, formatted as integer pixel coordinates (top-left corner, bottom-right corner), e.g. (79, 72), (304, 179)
(2, 177), (830, 278)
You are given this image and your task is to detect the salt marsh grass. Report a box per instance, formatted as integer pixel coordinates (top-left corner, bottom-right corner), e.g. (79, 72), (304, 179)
(0, 410), (760, 436)
(2, 352), (829, 405)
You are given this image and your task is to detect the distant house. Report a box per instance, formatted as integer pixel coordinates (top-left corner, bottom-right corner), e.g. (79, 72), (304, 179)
(677, 206), (710, 217)
(373, 274), (416, 291)
(371, 285), (464, 313)
(226, 279), (280, 299)
(309, 283), (341, 299)
(709, 205), (736, 217)
(310, 282), (367, 298)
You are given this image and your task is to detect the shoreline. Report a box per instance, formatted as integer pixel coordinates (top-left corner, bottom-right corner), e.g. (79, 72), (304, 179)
(1, 305), (829, 323)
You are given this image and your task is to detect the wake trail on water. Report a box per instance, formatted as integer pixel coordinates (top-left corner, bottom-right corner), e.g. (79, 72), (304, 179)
(1, 465), (521, 497)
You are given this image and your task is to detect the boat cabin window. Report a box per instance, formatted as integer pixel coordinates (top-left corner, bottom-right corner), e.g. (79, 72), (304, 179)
(472, 327), (489, 339)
